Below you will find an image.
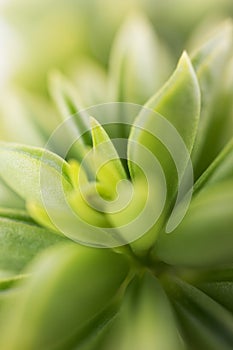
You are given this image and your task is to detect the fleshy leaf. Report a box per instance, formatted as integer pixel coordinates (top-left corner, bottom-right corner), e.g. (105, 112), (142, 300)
(0, 142), (73, 207)
(106, 176), (165, 249)
(103, 273), (183, 350)
(0, 178), (24, 209)
(190, 268), (233, 313)
(153, 181), (233, 267)
(49, 70), (82, 117)
(49, 71), (92, 160)
(109, 12), (170, 104)
(191, 22), (233, 178)
(193, 137), (233, 194)
(164, 276), (233, 350)
(90, 117), (127, 197)
(0, 274), (29, 311)
(0, 274), (29, 292)
(128, 51), (200, 255)
(0, 214), (67, 275)
(145, 51), (200, 156)
(0, 207), (33, 224)
(70, 57), (109, 107)
(49, 71), (91, 141)
(0, 244), (130, 350)
(0, 143), (81, 235)
(68, 182), (111, 228)
(26, 202), (59, 232)
(73, 315), (115, 350)
(197, 281), (233, 314)
(129, 51), (200, 192)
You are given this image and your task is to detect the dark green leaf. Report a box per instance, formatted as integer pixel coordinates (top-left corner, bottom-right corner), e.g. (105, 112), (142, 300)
(163, 276), (233, 350)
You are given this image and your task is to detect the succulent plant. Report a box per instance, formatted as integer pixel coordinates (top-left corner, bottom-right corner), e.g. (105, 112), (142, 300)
(0, 11), (233, 350)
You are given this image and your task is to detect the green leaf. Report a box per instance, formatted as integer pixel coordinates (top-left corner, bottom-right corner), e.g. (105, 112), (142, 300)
(0, 207), (33, 224)
(68, 182), (111, 228)
(153, 181), (233, 267)
(197, 281), (233, 314)
(0, 142), (71, 202)
(0, 287), (22, 314)
(26, 202), (60, 232)
(103, 273), (183, 350)
(69, 57), (109, 107)
(0, 274), (29, 312)
(128, 51), (200, 255)
(0, 142), (73, 211)
(73, 322), (114, 350)
(190, 267), (233, 313)
(49, 71), (92, 140)
(59, 305), (118, 350)
(0, 143), (122, 247)
(145, 51), (200, 155)
(0, 274), (29, 291)
(67, 159), (89, 189)
(49, 71), (82, 117)
(191, 22), (233, 178)
(0, 89), (46, 147)
(109, 12), (170, 104)
(163, 276), (233, 350)
(0, 244), (130, 350)
(90, 117), (127, 197)
(49, 71), (92, 161)
(0, 179), (24, 209)
(194, 138), (233, 194)
(106, 177), (165, 249)
(0, 214), (67, 274)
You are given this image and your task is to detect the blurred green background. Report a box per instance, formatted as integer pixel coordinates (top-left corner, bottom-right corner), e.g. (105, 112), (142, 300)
(0, 0), (232, 94)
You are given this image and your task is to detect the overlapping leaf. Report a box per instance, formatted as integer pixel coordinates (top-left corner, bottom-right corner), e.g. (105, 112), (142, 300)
(191, 22), (233, 178)
(164, 276), (233, 350)
(128, 51), (200, 255)
(102, 273), (183, 350)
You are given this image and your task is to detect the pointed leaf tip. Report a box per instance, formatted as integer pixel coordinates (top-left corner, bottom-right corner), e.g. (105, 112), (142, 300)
(90, 116), (127, 186)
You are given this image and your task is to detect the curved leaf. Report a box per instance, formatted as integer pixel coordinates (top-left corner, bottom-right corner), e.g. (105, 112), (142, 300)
(191, 22), (233, 178)
(0, 215), (66, 274)
(109, 12), (170, 104)
(197, 281), (233, 314)
(0, 142), (73, 213)
(0, 244), (130, 350)
(128, 51), (200, 255)
(164, 276), (233, 350)
(0, 207), (33, 223)
(90, 117), (127, 197)
(49, 71), (92, 148)
(153, 181), (233, 267)
(0, 179), (24, 209)
(103, 273), (183, 350)
(194, 137), (233, 194)
(0, 144), (91, 240)
(68, 58), (109, 107)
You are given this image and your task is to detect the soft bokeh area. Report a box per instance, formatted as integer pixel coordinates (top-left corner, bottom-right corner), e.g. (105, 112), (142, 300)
(0, 0), (232, 146)
(0, 0), (232, 93)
